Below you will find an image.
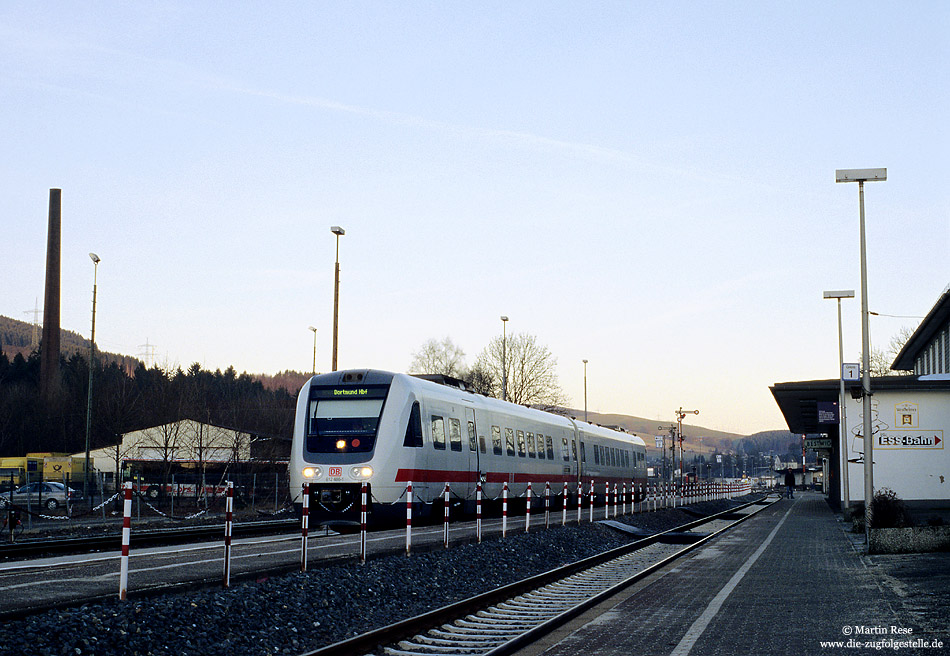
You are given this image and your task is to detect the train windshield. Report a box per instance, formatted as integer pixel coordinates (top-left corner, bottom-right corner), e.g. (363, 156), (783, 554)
(306, 386), (388, 454)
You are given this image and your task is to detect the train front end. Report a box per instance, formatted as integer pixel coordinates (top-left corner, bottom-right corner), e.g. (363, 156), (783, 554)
(290, 370), (401, 528)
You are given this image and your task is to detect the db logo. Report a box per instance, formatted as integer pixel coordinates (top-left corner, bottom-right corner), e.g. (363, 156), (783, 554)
(329, 467), (343, 477)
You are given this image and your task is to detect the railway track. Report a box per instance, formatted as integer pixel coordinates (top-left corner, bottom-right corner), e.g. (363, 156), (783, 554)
(0, 517), (299, 559)
(301, 494), (778, 656)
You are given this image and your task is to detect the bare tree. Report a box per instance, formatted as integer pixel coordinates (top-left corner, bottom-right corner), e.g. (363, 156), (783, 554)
(474, 333), (567, 409)
(409, 337), (466, 377)
(862, 325), (917, 377)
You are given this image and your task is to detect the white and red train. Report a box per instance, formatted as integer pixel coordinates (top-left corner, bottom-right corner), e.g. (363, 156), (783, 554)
(289, 369), (647, 527)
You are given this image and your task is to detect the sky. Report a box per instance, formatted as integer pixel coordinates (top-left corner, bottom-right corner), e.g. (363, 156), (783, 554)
(2, 2), (948, 436)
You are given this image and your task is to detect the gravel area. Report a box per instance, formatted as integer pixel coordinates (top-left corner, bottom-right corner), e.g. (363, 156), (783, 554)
(0, 497), (754, 656)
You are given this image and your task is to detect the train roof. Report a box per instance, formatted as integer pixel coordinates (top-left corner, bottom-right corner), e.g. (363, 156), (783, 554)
(305, 369), (647, 448)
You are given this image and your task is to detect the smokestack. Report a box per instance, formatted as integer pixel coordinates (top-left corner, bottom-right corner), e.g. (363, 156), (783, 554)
(40, 188), (62, 400)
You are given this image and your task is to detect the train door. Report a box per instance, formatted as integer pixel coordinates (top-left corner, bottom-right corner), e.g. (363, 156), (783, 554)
(464, 406), (479, 492)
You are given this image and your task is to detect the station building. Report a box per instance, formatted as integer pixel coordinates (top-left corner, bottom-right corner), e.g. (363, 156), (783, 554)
(81, 419), (288, 487)
(771, 285), (950, 514)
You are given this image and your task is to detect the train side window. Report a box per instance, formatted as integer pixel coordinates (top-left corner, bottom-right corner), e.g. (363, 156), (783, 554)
(431, 416), (446, 450)
(593, 445), (600, 465)
(449, 418), (462, 452)
(546, 436), (554, 460)
(516, 430), (526, 457)
(610, 448), (615, 467)
(580, 442), (586, 463)
(479, 435), (487, 453)
(492, 426), (502, 455)
(505, 428), (515, 456)
(561, 437), (569, 461)
(468, 421), (477, 452)
(526, 432), (536, 458)
(572, 440), (577, 462)
(403, 402), (423, 448)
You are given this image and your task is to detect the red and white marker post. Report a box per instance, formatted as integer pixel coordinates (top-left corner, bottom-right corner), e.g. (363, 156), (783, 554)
(442, 483), (450, 548)
(300, 483), (309, 572)
(525, 482), (532, 533)
(223, 481), (233, 587)
(562, 482), (568, 526)
(405, 482), (412, 556)
(576, 482), (582, 524)
(502, 482), (509, 537)
(476, 480), (482, 543)
(588, 480), (595, 523)
(118, 482), (132, 600)
(544, 482), (551, 529)
(359, 482), (368, 564)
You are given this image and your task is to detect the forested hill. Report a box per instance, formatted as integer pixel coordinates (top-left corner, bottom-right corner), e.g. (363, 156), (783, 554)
(0, 314), (139, 369)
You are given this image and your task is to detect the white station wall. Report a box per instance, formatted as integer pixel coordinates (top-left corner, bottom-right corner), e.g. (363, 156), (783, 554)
(842, 390), (949, 503)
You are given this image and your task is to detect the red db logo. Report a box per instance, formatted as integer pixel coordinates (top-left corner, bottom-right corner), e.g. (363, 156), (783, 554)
(329, 467), (342, 477)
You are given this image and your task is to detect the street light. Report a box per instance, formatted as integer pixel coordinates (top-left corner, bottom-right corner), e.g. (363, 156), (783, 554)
(500, 316), (509, 402)
(330, 226), (345, 372)
(582, 359), (588, 423)
(823, 289), (855, 512)
(836, 167), (886, 543)
(308, 326), (318, 375)
(83, 252), (100, 505)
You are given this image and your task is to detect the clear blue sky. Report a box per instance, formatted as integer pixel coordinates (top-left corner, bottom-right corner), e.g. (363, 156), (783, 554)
(3, 2), (948, 434)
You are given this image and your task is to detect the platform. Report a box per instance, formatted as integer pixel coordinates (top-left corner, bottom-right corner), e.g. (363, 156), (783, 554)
(519, 492), (949, 656)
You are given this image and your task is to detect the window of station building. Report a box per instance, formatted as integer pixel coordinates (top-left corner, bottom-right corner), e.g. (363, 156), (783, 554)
(505, 428), (515, 456)
(546, 436), (554, 460)
(526, 432), (536, 458)
(491, 426), (502, 455)
(403, 402), (423, 448)
(431, 416), (446, 450)
(517, 430), (526, 457)
(561, 437), (570, 461)
(449, 418), (462, 452)
(468, 421), (477, 452)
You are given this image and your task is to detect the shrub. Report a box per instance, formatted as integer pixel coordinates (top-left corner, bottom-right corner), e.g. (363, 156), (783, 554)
(870, 488), (914, 529)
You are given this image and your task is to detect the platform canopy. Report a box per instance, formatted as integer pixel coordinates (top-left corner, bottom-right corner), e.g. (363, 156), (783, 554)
(771, 376), (950, 434)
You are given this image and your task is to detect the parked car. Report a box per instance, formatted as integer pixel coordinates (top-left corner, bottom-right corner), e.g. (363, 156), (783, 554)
(0, 481), (82, 510)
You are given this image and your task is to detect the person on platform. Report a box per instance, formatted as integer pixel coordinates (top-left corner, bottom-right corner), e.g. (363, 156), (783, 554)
(784, 469), (796, 499)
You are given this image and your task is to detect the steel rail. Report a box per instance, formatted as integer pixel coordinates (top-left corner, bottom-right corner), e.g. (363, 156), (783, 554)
(0, 518), (298, 559)
(299, 495), (776, 656)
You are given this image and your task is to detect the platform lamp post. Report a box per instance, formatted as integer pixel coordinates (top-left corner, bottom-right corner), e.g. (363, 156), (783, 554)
(83, 252), (101, 506)
(824, 289), (855, 512)
(836, 167), (886, 544)
(582, 359), (588, 423)
(330, 226), (345, 372)
(308, 326), (317, 375)
(500, 316), (509, 401)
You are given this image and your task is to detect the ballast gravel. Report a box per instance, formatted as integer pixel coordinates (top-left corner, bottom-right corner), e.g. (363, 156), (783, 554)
(0, 498), (751, 656)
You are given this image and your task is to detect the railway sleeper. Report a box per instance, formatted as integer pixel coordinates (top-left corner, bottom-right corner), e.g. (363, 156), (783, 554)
(393, 639), (490, 655)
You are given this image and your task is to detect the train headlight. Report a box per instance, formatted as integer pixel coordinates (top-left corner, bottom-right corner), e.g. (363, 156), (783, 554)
(336, 440), (347, 450)
(302, 467), (321, 479)
(351, 466), (373, 479)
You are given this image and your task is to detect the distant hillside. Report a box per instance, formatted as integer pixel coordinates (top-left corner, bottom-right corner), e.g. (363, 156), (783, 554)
(0, 314), (141, 370)
(563, 409), (748, 454)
